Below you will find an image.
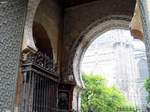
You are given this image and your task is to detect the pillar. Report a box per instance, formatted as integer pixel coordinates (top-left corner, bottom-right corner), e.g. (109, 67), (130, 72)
(139, 0), (150, 71)
(0, 0), (28, 112)
(72, 86), (83, 112)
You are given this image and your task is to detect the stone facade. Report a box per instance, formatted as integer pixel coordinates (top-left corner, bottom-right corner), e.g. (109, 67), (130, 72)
(0, 0), (28, 111)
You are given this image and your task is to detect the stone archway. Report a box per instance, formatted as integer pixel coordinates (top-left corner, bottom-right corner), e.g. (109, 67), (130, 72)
(23, 0), (62, 65)
(71, 15), (133, 111)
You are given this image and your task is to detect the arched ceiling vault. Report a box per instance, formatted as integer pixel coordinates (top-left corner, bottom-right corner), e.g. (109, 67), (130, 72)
(63, 0), (136, 8)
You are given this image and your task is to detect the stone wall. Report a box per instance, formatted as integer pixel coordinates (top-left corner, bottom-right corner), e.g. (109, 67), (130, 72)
(140, 0), (150, 72)
(0, 0), (28, 112)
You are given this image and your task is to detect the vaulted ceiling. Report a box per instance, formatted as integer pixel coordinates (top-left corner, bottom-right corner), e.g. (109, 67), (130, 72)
(63, 0), (99, 7)
(63, 0), (136, 8)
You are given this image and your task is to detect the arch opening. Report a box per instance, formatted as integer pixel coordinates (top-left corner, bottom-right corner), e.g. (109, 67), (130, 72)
(72, 17), (149, 111)
(73, 17), (130, 89)
(81, 28), (149, 111)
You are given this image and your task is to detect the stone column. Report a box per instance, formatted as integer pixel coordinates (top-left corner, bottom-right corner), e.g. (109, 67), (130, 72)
(139, 0), (150, 71)
(0, 0), (28, 112)
(72, 86), (82, 112)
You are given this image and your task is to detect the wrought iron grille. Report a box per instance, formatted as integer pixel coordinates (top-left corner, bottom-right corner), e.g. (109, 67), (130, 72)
(24, 51), (57, 73)
(20, 51), (59, 112)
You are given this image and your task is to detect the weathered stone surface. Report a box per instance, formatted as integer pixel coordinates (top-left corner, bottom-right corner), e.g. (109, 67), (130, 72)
(0, 0), (28, 111)
(139, 0), (150, 72)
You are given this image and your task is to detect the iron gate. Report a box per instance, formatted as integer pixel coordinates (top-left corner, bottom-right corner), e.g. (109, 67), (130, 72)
(20, 51), (59, 112)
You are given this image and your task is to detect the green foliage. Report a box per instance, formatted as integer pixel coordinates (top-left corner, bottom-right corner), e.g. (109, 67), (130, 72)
(81, 74), (136, 112)
(144, 78), (150, 102)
